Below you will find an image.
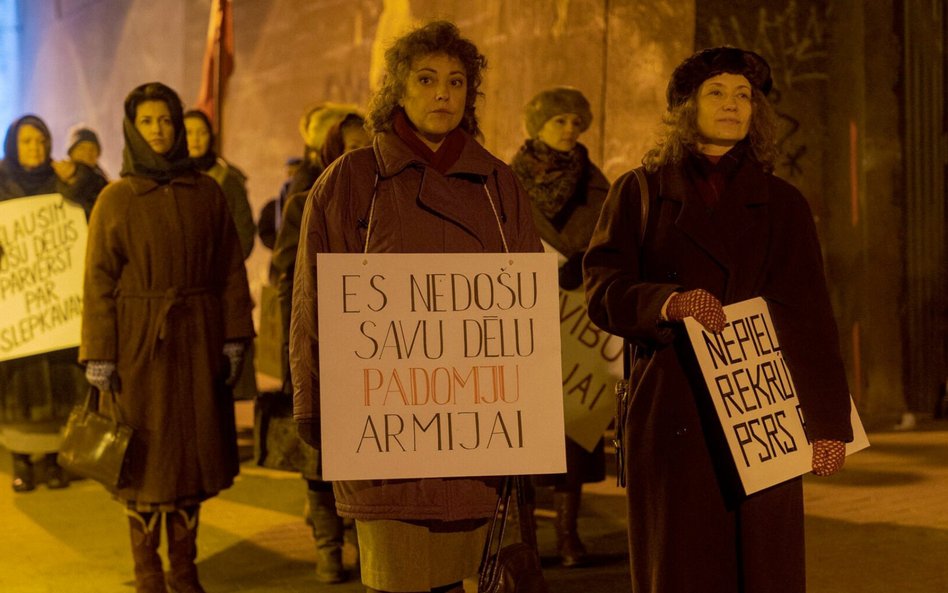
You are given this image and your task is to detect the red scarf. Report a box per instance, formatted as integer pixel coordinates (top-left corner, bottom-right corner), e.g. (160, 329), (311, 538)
(393, 110), (466, 174)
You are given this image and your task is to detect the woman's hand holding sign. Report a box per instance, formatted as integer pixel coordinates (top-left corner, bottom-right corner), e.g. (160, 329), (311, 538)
(811, 439), (846, 476)
(666, 289), (727, 333)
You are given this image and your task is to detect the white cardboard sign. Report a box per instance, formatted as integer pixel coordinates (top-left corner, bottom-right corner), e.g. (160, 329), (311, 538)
(0, 194), (87, 361)
(559, 286), (623, 452)
(316, 252), (566, 480)
(684, 297), (869, 494)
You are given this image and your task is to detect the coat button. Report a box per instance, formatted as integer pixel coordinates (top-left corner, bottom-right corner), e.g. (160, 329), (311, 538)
(675, 427), (689, 436)
(667, 271), (679, 280)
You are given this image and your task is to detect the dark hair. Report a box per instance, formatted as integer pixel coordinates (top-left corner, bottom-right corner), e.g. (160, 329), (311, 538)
(366, 21), (487, 137)
(124, 82), (185, 136)
(642, 87), (778, 172)
(3, 114), (52, 164)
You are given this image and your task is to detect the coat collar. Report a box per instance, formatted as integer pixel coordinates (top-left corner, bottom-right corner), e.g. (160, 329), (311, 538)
(658, 150), (772, 270)
(373, 130), (499, 179)
(125, 171), (202, 195)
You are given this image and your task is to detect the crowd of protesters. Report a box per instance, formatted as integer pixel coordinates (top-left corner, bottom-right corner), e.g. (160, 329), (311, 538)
(0, 19), (854, 593)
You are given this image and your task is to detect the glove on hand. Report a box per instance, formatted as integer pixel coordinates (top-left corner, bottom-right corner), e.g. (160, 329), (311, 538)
(222, 341), (245, 387)
(666, 289), (727, 333)
(811, 439), (846, 476)
(558, 251), (585, 291)
(85, 360), (117, 392)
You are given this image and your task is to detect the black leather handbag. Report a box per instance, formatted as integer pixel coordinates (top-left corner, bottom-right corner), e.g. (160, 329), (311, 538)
(58, 386), (133, 489)
(478, 477), (549, 593)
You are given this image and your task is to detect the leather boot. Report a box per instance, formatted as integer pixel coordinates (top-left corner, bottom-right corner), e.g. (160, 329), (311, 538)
(45, 453), (69, 489)
(553, 490), (587, 567)
(166, 506), (205, 593)
(127, 510), (166, 593)
(12, 453), (35, 493)
(307, 487), (346, 583)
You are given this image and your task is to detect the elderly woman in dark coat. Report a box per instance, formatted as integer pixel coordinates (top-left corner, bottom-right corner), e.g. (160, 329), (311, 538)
(291, 21), (541, 593)
(510, 86), (610, 567)
(583, 48), (852, 593)
(80, 82), (254, 593)
(0, 114), (104, 493)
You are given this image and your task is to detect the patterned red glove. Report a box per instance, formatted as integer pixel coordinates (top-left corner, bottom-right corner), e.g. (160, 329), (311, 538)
(811, 439), (846, 476)
(666, 289), (727, 333)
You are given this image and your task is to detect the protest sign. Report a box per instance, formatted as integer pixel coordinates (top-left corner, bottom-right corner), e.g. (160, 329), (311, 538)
(316, 252), (566, 480)
(684, 297), (869, 495)
(559, 286), (622, 452)
(0, 194), (87, 361)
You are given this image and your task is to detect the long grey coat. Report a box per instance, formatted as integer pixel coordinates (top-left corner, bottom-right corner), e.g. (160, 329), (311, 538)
(584, 152), (852, 593)
(80, 172), (254, 504)
(291, 131), (542, 521)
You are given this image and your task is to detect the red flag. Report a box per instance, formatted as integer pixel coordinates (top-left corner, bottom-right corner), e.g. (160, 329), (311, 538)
(195, 0), (234, 138)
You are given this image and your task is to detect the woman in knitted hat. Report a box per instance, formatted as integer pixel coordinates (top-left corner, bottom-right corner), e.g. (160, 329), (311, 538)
(584, 47), (853, 592)
(510, 86), (610, 568)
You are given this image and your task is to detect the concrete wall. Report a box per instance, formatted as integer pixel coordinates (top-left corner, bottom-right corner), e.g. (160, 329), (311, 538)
(16, 1), (910, 424)
(16, 0), (693, 318)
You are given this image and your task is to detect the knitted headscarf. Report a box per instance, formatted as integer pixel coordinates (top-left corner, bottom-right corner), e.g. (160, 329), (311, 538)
(183, 109), (217, 171)
(1, 115), (57, 196)
(119, 82), (192, 181)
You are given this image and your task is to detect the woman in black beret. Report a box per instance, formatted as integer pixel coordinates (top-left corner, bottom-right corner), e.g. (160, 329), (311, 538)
(584, 47), (853, 593)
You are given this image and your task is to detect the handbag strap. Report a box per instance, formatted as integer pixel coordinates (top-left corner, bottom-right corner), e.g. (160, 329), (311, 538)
(615, 168), (650, 488)
(478, 476), (515, 585)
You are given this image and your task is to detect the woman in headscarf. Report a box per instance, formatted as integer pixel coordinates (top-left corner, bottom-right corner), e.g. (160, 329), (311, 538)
(510, 86), (610, 567)
(184, 109), (256, 259)
(0, 114), (102, 493)
(80, 82), (254, 593)
(291, 21), (542, 593)
(184, 109), (258, 404)
(583, 47), (852, 593)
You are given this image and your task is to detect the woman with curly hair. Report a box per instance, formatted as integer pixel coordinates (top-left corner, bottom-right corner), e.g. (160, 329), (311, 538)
(291, 20), (541, 593)
(584, 47), (852, 593)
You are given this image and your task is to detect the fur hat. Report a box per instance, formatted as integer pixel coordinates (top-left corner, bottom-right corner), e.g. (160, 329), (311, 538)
(298, 102), (361, 149)
(524, 87), (592, 138)
(666, 47), (772, 109)
(66, 125), (101, 156)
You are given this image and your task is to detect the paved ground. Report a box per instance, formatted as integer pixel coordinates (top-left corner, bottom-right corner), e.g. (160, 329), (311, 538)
(0, 404), (945, 593)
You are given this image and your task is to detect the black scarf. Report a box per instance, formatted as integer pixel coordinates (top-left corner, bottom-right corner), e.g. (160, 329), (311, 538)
(510, 138), (588, 231)
(1, 115), (58, 196)
(119, 117), (193, 182)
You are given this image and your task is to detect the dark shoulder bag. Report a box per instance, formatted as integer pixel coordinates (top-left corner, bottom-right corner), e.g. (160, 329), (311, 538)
(612, 167), (649, 488)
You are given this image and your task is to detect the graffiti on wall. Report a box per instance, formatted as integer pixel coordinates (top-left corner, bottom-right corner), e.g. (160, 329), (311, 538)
(699, 0), (829, 179)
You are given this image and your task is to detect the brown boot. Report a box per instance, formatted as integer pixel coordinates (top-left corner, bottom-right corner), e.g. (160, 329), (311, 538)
(307, 487), (346, 583)
(166, 506), (205, 593)
(553, 490), (587, 567)
(127, 510), (166, 593)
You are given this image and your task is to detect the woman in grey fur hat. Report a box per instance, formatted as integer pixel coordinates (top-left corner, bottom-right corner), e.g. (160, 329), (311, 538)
(510, 86), (610, 568)
(584, 47), (853, 593)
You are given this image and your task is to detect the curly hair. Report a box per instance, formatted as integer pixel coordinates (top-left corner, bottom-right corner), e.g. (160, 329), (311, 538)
(643, 87), (778, 173)
(366, 21), (487, 138)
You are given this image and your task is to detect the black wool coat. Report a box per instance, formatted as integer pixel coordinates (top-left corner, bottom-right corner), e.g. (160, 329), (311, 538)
(583, 151), (852, 593)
